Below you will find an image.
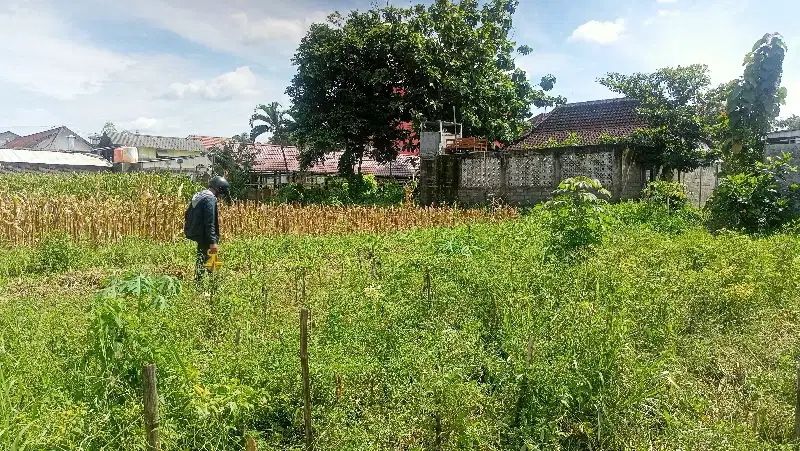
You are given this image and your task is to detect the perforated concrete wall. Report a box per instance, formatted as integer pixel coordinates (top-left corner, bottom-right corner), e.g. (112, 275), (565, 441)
(419, 146), (648, 206)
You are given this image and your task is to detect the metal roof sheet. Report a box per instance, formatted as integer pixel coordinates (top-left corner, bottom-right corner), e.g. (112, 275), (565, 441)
(107, 132), (205, 152)
(0, 148), (112, 167)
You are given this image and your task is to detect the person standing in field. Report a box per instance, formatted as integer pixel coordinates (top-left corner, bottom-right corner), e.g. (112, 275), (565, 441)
(184, 176), (229, 280)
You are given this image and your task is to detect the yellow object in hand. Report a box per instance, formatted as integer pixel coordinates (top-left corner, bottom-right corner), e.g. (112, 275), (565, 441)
(204, 252), (223, 272)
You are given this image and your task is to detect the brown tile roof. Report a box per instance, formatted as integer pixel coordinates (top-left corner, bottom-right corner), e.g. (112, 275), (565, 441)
(252, 144), (418, 178)
(188, 135), (229, 149)
(107, 131), (205, 152)
(508, 98), (646, 150)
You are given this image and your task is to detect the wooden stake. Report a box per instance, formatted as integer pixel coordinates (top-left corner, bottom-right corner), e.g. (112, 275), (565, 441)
(300, 307), (313, 450)
(235, 327), (242, 351)
(794, 360), (800, 440)
(142, 364), (161, 451)
(246, 436), (257, 451)
(261, 286), (268, 320)
(526, 336), (535, 367)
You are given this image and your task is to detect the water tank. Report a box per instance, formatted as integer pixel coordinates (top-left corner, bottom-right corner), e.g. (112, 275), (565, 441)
(121, 147), (138, 163)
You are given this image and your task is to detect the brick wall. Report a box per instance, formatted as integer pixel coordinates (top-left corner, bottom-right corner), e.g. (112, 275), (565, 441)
(420, 145), (649, 206)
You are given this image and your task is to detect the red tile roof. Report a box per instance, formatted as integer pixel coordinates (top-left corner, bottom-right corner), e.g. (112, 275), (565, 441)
(507, 98), (645, 150)
(252, 144), (418, 178)
(188, 135), (229, 149)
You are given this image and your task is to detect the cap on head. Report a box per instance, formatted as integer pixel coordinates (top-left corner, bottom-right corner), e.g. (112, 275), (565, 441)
(209, 176), (230, 196)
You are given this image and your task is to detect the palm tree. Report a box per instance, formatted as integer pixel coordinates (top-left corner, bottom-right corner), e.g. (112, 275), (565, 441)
(250, 102), (296, 174)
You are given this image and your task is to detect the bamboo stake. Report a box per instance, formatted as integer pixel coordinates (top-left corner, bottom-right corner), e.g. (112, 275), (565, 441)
(300, 307), (313, 450)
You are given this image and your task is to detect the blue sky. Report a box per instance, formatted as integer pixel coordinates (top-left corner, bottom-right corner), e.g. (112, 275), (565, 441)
(0, 0), (798, 139)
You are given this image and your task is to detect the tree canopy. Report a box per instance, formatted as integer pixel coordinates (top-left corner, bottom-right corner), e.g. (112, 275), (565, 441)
(287, 0), (564, 175)
(598, 64), (723, 175)
(250, 102), (296, 147)
(725, 32), (788, 171)
(775, 115), (800, 132)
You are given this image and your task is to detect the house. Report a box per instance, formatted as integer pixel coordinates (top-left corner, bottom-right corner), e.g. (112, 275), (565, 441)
(507, 98), (646, 151)
(106, 131), (211, 178)
(419, 98), (650, 206)
(249, 144), (418, 192)
(190, 136), (418, 189)
(419, 97), (720, 207)
(0, 148), (111, 173)
(0, 131), (19, 146)
(3, 126), (94, 152)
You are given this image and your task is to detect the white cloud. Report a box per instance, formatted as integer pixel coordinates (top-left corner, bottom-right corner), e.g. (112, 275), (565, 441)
(569, 19), (626, 44)
(658, 9), (681, 17)
(164, 67), (261, 101)
(231, 12), (328, 46)
(0, 4), (133, 100)
(105, 0), (327, 58)
(612, 0), (800, 121)
(124, 117), (160, 133)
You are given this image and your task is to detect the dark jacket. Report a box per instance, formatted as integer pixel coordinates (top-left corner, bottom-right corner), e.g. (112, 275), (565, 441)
(184, 189), (219, 244)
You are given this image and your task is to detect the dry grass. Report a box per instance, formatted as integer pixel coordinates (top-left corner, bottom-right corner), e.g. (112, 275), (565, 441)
(0, 193), (518, 246)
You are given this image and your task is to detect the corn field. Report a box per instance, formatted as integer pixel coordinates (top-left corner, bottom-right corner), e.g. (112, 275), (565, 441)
(0, 193), (518, 246)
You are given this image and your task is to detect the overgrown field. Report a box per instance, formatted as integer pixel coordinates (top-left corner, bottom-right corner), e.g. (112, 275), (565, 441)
(1, 202), (799, 450)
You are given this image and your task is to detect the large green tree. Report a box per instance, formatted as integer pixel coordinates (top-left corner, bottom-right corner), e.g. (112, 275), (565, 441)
(725, 32), (788, 171)
(598, 64), (724, 176)
(287, 0), (563, 175)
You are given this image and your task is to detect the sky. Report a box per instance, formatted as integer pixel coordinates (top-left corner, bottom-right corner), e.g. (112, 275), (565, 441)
(0, 0), (798, 140)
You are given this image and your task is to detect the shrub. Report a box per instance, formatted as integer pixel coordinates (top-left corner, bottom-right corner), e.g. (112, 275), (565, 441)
(541, 177), (610, 261)
(706, 153), (800, 234)
(642, 181), (690, 210)
(33, 230), (81, 273)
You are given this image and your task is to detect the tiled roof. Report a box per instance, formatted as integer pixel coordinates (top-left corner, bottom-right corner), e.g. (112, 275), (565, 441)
(507, 98), (646, 150)
(0, 148), (111, 167)
(252, 144), (418, 178)
(0, 131), (19, 143)
(107, 132), (205, 152)
(4, 126), (91, 151)
(188, 135), (229, 149)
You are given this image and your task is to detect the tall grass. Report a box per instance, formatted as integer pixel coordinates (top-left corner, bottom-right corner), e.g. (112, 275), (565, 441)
(0, 207), (798, 450)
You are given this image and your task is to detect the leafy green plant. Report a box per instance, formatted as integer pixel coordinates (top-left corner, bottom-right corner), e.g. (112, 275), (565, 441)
(33, 230), (80, 273)
(706, 153), (800, 234)
(541, 177), (611, 261)
(642, 180), (690, 211)
(87, 273), (181, 387)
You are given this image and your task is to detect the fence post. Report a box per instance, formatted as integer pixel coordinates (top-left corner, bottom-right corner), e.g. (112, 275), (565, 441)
(300, 307), (313, 450)
(794, 360), (800, 440)
(142, 364), (161, 451)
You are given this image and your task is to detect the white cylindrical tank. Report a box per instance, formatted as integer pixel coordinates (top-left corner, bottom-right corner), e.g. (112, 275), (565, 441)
(121, 147), (138, 163)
